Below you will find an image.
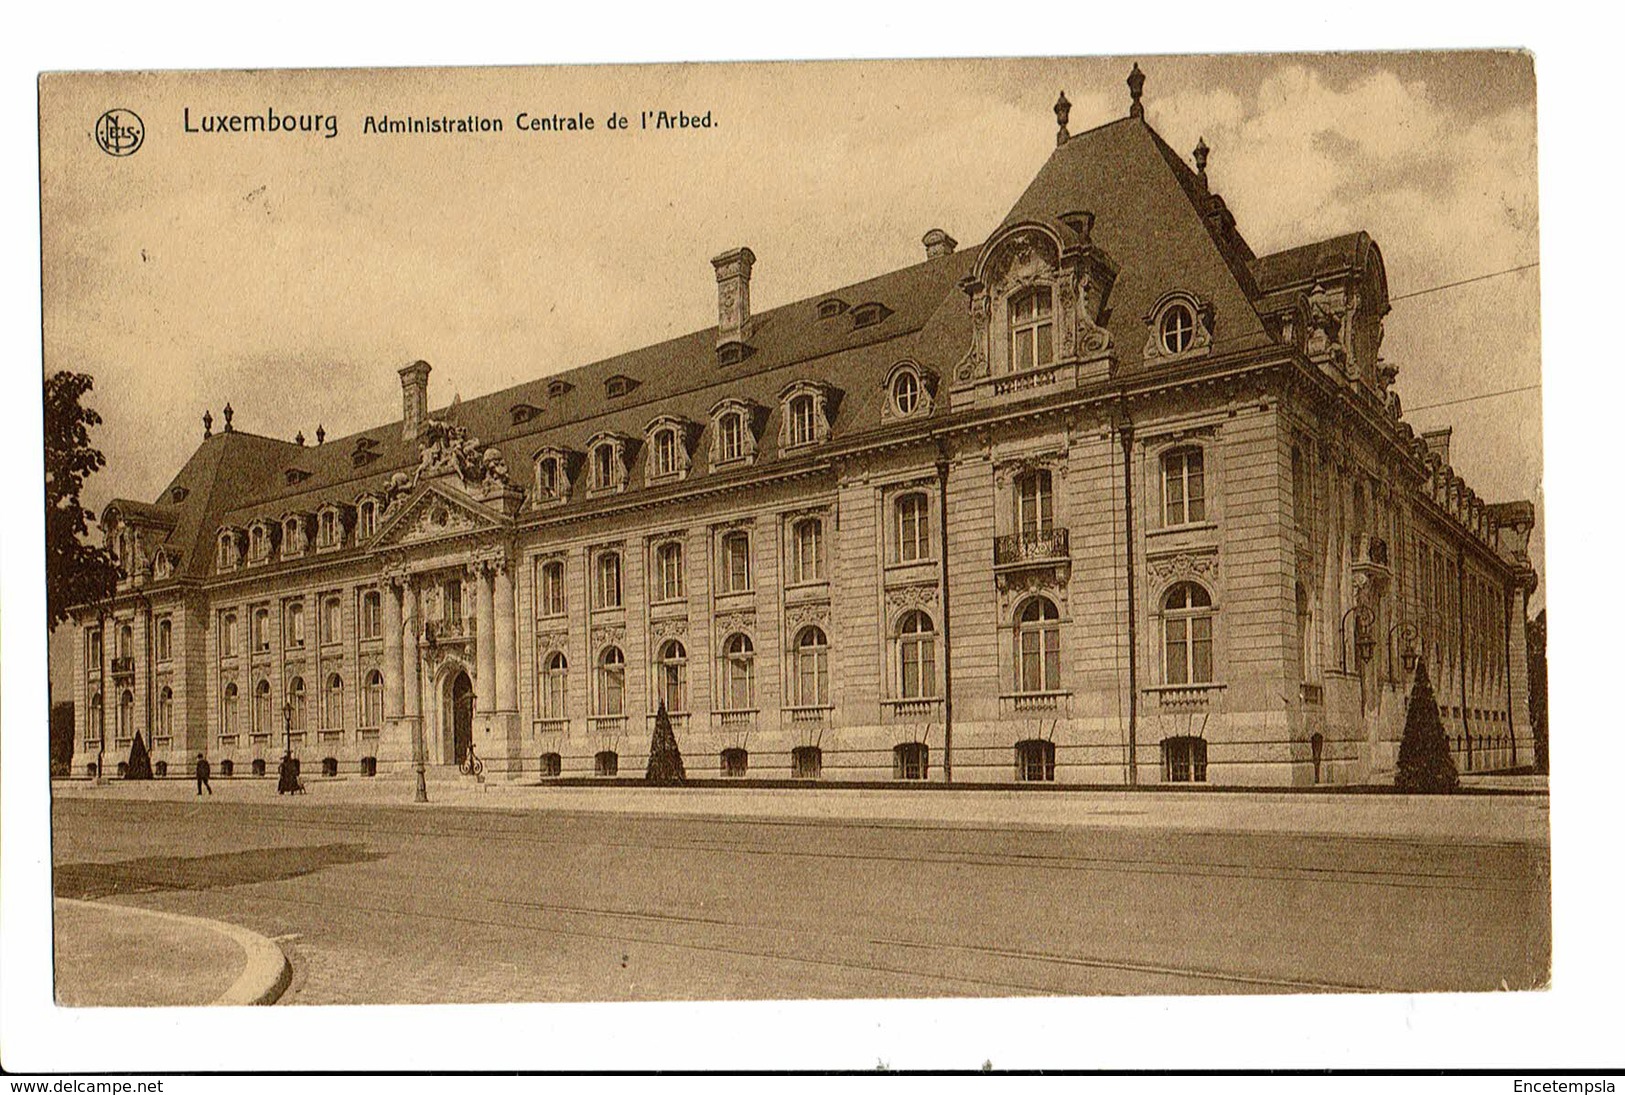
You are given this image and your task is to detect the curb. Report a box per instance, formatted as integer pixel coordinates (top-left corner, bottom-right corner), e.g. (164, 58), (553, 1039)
(57, 899), (291, 1006)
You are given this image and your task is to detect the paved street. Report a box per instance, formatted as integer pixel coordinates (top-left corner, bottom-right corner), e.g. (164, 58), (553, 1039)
(51, 793), (1550, 1003)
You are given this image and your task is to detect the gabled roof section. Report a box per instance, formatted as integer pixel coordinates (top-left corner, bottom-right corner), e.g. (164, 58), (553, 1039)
(370, 480), (509, 551)
(992, 115), (1272, 360)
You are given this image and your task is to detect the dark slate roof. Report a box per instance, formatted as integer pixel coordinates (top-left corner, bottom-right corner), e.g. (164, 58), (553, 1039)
(1250, 230), (1374, 294)
(993, 116), (1273, 363)
(135, 106), (1333, 584)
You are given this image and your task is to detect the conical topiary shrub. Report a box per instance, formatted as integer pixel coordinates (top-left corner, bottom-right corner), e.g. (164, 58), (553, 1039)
(124, 731), (154, 780)
(1395, 660), (1458, 793)
(645, 701), (686, 783)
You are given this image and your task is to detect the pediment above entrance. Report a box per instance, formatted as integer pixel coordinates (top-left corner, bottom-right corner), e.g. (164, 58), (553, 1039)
(371, 482), (508, 551)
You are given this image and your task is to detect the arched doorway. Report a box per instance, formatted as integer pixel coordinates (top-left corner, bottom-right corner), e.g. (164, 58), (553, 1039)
(449, 669), (474, 768)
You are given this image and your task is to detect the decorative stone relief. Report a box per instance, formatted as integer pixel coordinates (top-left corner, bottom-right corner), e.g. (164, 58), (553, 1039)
(1147, 551), (1219, 585)
(884, 583), (940, 618)
(589, 624), (626, 651)
(995, 567), (1069, 616)
(535, 630), (569, 655)
(715, 610), (756, 640)
(650, 616), (689, 642)
(784, 601), (830, 635)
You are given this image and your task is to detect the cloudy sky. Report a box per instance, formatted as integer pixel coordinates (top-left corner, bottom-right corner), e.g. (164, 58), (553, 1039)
(41, 52), (1541, 592)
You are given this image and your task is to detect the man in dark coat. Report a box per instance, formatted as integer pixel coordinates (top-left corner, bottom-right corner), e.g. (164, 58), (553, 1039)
(195, 753), (212, 795)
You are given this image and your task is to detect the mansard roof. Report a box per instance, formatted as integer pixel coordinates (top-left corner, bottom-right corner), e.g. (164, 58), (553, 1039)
(111, 87), (1525, 589)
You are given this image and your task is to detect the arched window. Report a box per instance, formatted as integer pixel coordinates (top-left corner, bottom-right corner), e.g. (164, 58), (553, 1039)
(537, 559), (566, 617)
(722, 633), (755, 711)
(157, 686), (173, 737)
(117, 623), (133, 660)
(595, 552), (622, 610)
(794, 626), (830, 707)
(1162, 583), (1214, 686)
(1008, 286), (1054, 371)
(1015, 469), (1054, 539)
(358, 500), (377, 540)
(540, 651), (568, 719)
(895, 493), (931, 563)
(720, 747), (749, 777)
(788, 394), (817, 447)
(654, 428), (679, 477)
(222, 682), (239, 736)
(1161, 448), (1206, 526)
(221, 613), (239, 657)
(118, 690), (134, 739)
(363, 670), (384, 728)
(897, 611), (936, 699)
(288, 676), (307, 731)
(1015, 739), (1055, 782)
(657, 640), (687, 713)
(720, 530), (751, 593)
(252, 608), (270, 652)
(361, 591), (382, 640)
(891, 369), (920, 417)
(655, 541), (685, 602)
(89, 690), (104, 739)
(535, 455), (562, 501)
(1016, 597), (1061, 693)
(592, 443), (616, 490)
(321, 597), (342, 645)
(1159, 302), (1195, 355)
(792, 518), (824, 584)
(719, 412), (745, 463)
(286, 602), (304, 648)
(894, 741), (929, 780)
(325, 673), (344, 729)
(156, 618), (172, 661)
(596, 647), (625, 717)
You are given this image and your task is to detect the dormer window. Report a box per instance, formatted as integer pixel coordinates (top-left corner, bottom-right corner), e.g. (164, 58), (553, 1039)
(317, 508), (341, 550)
(605, 375), (639, 399)
(285, 468), (311, 485)
(851, 302), (892, 329)
(248, 523), (271, 564)
(721, 414), (744, 461)
(532, 448), (575, 507)
(216, 530), (241, 572)
(169, 486), (188, 503)
(510, 402), (541, 426)
(778, 382), (835, 451)
(643, 416), (695, 484)
(1009, 287), (1054, 371)
(283, 516), (307, 557)
(817, 298), (848, 319)
(882, 360), (936, 422)
(547, 378), (573, 399)
(709, 399), (760, 470)
(585, 434), (630, 496)
(1143, 291), (1214, 362)
(893, 371), (919, 415)
(356, 498), (378, 541)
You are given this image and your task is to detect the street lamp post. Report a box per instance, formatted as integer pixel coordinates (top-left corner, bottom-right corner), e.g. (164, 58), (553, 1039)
(283, 698), (293, 758)
(408, 617), (428, 804)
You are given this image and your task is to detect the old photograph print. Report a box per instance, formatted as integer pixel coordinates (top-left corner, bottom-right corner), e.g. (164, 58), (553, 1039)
(39, 54), (1547, 1010)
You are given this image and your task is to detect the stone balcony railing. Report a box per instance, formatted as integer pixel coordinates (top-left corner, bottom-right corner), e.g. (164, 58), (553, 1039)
(646, 711), (692, 733)
(882, 696), (942, 723)
(712, 709), (758, 733)
(532, 717), (569, 737)
(587, 714), (626, 737)
(994, 527), (1070, 569)
(999, 691), (1072, 716)
(1142, 682), (1227, 712)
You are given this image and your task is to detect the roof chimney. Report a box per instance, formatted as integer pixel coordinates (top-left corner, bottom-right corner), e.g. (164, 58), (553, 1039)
(1421, 427), (1452, 467)
(399, 360), (432, 441)
(711, 247), (756, 350)
(922, 228), (957, 259)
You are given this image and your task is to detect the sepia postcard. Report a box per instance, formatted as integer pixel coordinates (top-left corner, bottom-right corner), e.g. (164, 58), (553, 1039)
(28, 50), (1549, 1070)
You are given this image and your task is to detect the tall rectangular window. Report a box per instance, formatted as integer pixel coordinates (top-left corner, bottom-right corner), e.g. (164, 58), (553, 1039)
(1016, 470), (1053, 538)
(655, 542), (685, 602)
(595, 553), (623, 610)
(1162, 449), (1206, 526)
(537, 560), (566, 617)
(721, 531), (751, 593)
(1008, 288), (1054, 371)
(792, 518), (824, 583)
(896, 494), (930, 563)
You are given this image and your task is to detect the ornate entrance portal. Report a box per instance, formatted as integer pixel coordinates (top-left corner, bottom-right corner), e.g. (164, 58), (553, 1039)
(448, 669), (473, 768)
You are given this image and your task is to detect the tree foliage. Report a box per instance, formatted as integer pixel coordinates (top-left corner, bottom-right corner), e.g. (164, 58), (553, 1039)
(1395, 660), (1459, 794)
(44, 372), (120, 629)
(645, 701), (687, 783)
(50, 700), (75, 776)
(1527, 608), (1547, 774)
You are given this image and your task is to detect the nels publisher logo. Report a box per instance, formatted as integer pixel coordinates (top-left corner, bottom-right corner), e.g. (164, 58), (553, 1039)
(94, 108), (144, 157)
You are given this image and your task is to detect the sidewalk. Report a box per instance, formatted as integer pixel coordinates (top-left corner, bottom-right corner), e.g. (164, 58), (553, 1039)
(53, 898), (290, 1007)
(52, 773), (1550, 845)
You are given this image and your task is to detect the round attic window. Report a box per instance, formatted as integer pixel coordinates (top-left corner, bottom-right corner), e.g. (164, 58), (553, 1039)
(891, 370), (920, 417)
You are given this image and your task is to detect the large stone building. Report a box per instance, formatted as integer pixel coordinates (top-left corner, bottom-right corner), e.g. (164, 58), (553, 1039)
(71, 68), (1539, 787)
